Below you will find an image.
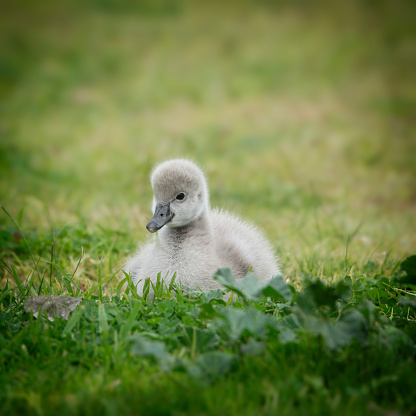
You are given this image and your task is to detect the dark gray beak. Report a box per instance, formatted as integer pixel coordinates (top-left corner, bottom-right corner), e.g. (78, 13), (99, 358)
(146, 203), (174, 233)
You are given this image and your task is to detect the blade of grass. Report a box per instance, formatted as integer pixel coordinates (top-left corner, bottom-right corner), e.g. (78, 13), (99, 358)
(0, 260), (24, 296)
(44, 281), (52, 296)
(61, 305), (84, 337)
(119, 301), (142, 339)
(344, 221), (363, 275)
(84, 268), (122, 299)
(44, 261), (82, 292)
(155, 272), (162, 297)
(71, 246), (84, 280)
(28, 257), (42, 295)
(98, 303), (108, 333)
(168, 272), (177, 292)
(117, 276), (128, 298)
(0, 288), (11, 304)
(2, 207), (41, 281)
(100, 266), (122, 292)
(17, 207), (24, 225)
(57, 236), (68, 266)
(0, 259), (13, 276)
(50, 226), (55, 287)
(10, 264), (25, 295)
(173, 284), (184, 303)
(143, 278), (150, 301)
(98, 251), (104, 303)
(121, 271), (141, 300)
(62, 276), (75, 295)
(36, 269), (47, 296)
(191, 327), (197, 359)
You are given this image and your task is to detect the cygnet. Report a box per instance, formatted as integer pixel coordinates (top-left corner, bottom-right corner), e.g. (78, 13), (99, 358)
(124, 159), (281, 296)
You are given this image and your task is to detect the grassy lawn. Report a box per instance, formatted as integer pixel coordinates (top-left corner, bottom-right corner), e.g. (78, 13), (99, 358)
(1, 0), (415, 414)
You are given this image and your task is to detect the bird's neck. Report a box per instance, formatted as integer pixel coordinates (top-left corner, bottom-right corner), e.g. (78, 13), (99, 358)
(161, 210), (211, 241)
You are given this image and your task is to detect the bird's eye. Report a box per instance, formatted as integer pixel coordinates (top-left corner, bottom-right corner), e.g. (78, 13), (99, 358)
(176, 192), (186, 201)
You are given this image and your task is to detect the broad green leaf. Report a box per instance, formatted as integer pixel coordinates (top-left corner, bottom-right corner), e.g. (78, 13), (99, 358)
(262, 275), (293, 302)
(216, 307), (273, 341)
(398, 297), (416, 308)
(179, 327), (219, 353)
(302, 309), (368, 349)
(397, 255), (416, 284)
(297, 279), (351, 314)
(365, 287), (379, 300)
(212, 268), (246, 298)
(276, 314), (301, 343)
(236, 273), (267, 298)
(82, 299), (98, 321)
(240, 340), (266, 356)
(278, 328), (298, 344)
(376, 277), (390, 289)
(198, 303), (221, 320)
(213, 268), (284, 301)
(130, 335), (174, 371)
(155, 299), (176, 314)
(194, 351), (235, 378)
(355, 299), (375, 327)
(377, 326), (413, 349)
(198, 289), (225, 303)
(130, 335), (168, 359)
(400, 255), (416, 277)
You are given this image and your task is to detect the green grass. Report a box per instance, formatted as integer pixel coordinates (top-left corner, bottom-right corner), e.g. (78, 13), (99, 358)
(1, 0), (416, 414)
(1, 253), (416, 415)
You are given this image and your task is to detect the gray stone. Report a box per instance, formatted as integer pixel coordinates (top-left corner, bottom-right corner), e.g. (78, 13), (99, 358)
(24, 295), (83, 321)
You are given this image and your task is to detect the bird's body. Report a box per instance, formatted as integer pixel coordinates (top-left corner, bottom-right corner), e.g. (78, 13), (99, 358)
(124, 159), (281, 295)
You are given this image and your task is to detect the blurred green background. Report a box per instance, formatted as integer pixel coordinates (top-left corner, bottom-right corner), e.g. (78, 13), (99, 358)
(1, 0), (415, 281)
